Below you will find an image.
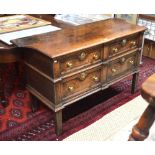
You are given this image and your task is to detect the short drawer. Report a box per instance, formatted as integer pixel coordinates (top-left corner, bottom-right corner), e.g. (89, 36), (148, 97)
(61, 66), (102, 100)
(107, 51), (138, 81)
(108, 35), (139, 57)
(60, 47), (102, 75)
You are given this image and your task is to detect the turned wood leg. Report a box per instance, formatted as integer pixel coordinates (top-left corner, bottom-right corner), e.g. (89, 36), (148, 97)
(128, 104), (155, 141)
(131, 72), (139, 94)
(0, 64), (8, 107)
(55, 110), (62, 136)
(29, 94), (40, 112)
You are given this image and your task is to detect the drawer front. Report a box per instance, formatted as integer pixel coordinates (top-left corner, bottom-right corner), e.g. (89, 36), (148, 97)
(60, 47), (102, 75)
(109, 35), (139, 57)
(107, 52), (138, 81)
(62, 67), (102, 100)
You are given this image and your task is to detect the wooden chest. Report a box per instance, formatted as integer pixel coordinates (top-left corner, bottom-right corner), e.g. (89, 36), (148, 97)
(12, 18), (146, 135)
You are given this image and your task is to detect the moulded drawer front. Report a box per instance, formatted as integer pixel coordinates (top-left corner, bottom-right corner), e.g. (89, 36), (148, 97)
(109, 35), (139, 57)
(60, 47), (102, 75)
(61, 67), (102, 100)
(107, 52), (137, 80)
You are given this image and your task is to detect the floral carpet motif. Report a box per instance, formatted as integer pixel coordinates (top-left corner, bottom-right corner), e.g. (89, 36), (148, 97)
(0, 56), (155, 141)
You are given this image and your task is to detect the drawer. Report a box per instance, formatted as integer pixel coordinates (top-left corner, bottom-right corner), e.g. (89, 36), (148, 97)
(107, 52), (138, 81)
(60, 47), (102, 75)
(62, 66), (102, 100)
(109, 35), (139, 57)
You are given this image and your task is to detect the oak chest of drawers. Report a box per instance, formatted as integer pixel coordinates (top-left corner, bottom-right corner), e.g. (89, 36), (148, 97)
(12, 19), (146, 135)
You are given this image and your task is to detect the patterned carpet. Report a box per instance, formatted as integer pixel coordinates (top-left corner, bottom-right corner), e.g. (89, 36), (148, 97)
(0, 56), (155, 141)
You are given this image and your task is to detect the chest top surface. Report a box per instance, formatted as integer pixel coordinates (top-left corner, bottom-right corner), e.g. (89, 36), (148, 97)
(12, 18), (146, 58)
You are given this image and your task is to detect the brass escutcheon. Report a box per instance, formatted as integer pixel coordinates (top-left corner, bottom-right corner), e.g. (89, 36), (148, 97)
(79, 52), (86, 60)
(121, 39), (127, 46)
(120, 57), (126, 63)
(80, 72), (87, 80)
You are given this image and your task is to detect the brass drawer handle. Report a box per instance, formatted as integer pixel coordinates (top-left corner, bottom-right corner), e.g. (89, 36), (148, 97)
(93, 53), (99, 60)
(93, 76), (99, 82)
(68, 86), (74, 92)
(79, 72), (87, 80)
(66, 61), (73, 68)
(130, 41), (136, 46)
(112, 47), (118, 53)
(79, 52), (86, 61)
(129, 60), (134, 65)
(121, 39), (127, 46)
(111, 68), (117, 73)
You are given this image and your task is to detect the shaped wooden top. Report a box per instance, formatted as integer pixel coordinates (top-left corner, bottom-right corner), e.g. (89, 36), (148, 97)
(12, 18), (146, 58)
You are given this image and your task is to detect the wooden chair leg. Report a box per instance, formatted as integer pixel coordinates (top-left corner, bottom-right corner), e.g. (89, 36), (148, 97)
(131, 72), (139, 94)
(55, 110), (62, 136)
(0, 64), (8, 107)
(128, 104), (155, 141)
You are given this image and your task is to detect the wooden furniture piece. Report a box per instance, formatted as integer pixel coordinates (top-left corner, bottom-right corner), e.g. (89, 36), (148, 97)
(11, 18), (146, 135)
(143, 39), (155, 59)
(128, 73), (155, 141)
(0, 43), (20, 107)
(138, 14), (155, 59)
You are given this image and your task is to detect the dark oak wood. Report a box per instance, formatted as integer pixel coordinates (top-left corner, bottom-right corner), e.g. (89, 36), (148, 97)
(129, 73), (155, 141)
(55, 110), (62, 136)
(143, 39), (155, 59)
(131, 72), (139, 94)
(12, 19), (146, 58)
(11, 18), (146, 135)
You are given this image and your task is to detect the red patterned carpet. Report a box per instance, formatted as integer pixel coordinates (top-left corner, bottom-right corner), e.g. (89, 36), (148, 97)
(0, 56), (155, 141)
